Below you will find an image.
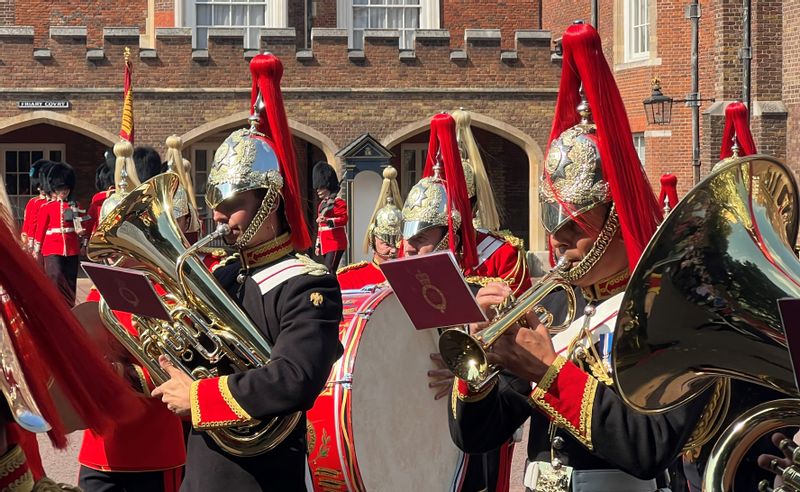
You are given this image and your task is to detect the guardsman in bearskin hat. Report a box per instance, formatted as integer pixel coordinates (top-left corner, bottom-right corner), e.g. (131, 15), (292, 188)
(0, 174), (142, 491)
(77, 142), (187, 492)
(150, 53), (343, 492)
(449, 23), (724, 492)
(313, 161), (348, 271)
(20, 160), (53, 253)
(31, 161), (86, 305)
(337, 166), (403, 290)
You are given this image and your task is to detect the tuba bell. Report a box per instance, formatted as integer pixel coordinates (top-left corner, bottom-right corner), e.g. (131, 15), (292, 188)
(88, 172), (300, 457)
(608, 155), (800, 491)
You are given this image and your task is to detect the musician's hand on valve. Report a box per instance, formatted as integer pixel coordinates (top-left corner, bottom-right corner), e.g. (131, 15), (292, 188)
(475, 282), (512, 318)
(152, 355), (192, 416)
(758, 432), (800, 490)
(428, 353), (455, 401)
(486, 322), (557, 384)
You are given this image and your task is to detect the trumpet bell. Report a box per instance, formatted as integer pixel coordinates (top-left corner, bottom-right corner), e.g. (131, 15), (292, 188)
(439, 329), (492, 389)
(613, 156), (800, 413)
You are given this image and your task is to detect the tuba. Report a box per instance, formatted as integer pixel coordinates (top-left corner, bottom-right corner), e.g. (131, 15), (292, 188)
(609, 155), (800, 491)
(88, 172), (300, 457)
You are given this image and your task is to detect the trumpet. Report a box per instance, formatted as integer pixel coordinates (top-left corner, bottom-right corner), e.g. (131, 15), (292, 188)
(438, 257), (576, 391)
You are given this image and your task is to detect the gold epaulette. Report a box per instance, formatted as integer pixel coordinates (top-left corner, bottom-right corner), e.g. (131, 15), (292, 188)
(295, 254), (329, 276)
(494, 229), (526, 252)
(337, 261), (369, 275)
(464, 275), (508, 287)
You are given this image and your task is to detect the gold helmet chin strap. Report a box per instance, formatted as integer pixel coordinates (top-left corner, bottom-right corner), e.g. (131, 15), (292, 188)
(560, 204), (619, 283)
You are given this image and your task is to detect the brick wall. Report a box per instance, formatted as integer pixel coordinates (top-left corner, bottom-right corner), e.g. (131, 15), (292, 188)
(443, 0), (540, 49)
(17, 1), (148, 47)
(313, 0), (337, 29)
(0, 0), (13, 26)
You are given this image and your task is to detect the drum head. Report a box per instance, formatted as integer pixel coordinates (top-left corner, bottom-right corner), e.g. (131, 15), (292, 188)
(350, 292), (463, 490)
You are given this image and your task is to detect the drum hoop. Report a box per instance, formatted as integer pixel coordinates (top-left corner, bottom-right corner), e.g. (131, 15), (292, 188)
(333, 288), (393, 492)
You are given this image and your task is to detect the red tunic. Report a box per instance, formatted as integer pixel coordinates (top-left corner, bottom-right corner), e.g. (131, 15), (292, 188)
(33, 200), (82, 257)
(316, 197), (348, 254)
(462, 231), (532, 295)
(20, 196), (46, 247)
(85, 190), (114, 237)
(79, 288), (186, 472)
(336, 260), (386, 290)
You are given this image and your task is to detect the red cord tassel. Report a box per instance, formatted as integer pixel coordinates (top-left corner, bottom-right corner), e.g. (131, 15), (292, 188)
(545, 24), (661, 270)
(422, 114), (478, 269)
(720, 101), (757, 159)
(249, 54), (311, 252)
(658, 173), (679, 209)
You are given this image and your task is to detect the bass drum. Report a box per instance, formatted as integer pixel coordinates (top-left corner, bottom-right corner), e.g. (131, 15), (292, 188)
(307, 287), (466, 491)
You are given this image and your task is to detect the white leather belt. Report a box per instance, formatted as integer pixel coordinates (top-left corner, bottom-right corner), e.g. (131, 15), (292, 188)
(524, 462), (663, 492)
(46, 227), (75, 235)
(318, 225), (343, 231)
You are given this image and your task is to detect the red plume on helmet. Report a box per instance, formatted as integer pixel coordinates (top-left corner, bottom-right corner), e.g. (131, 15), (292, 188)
(0, 219), (142, 448)
(720, 101), (757, 159)
(422, 113), (478, 269)
(657, 173), (679, 210)
(546, 23), (661, 270)
(249, 53), (311, 251)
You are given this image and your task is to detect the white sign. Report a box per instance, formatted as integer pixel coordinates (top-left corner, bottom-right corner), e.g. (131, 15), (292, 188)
(17, 100), (70, 109)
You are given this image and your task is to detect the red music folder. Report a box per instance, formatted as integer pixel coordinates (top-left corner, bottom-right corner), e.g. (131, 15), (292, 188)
(81, 262), (171, 321)
(378, 251), (487, 330)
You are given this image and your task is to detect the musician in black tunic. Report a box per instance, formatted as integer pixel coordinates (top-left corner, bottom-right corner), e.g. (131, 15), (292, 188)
(152, 53), (342, 492)
(449, 23), (722, 492)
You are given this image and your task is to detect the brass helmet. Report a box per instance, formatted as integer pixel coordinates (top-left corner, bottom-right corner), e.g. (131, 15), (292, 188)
(539, 96), (611, 235)
(364, 166), (404, 254)
(401, 165), (461, 240)
(205, 124), (284, 212)
(204, 53), (310, 251)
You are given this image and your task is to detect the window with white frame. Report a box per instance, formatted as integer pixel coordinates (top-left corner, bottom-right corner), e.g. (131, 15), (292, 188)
(339, 0), (439, 50)
(0, 144), (65, 224)
(624, 0), (649, 61)
(186, 0), (287, 49)
(192, 143), (219, 236)
(400, 143), (428, 197)
(353, 0), (420, 49)
(633, 133), (645, 168)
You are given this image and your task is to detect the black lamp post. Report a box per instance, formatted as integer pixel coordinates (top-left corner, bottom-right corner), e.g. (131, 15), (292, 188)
(643, 78), (674, 125)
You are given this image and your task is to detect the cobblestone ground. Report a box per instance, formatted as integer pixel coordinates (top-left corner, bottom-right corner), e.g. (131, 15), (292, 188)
(37, 279), (531, 490)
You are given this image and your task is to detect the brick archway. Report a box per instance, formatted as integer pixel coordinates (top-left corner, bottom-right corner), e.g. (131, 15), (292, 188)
(179, 111), (339, 170)
(0, 111), (117, 146)
(381, 113), (546, 251)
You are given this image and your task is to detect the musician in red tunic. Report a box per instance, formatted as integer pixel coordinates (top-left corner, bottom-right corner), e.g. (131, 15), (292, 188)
(337, 166), (403, 290)
(313, 161), (348, 271)
(402, 113), (524, 492)
(32, 162), (87, 306)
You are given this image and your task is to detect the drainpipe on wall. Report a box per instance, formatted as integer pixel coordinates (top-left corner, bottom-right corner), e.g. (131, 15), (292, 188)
(591, 0), (598, 30)
(741, 0), (752, 120)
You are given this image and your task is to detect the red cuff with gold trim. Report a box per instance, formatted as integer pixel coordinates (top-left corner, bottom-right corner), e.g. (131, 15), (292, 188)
(191, 376), (258, 430)
(529, 356), (598, 450)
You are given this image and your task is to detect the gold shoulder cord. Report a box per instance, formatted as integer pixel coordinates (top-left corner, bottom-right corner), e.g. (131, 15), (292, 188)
(682, 378), (732, 460)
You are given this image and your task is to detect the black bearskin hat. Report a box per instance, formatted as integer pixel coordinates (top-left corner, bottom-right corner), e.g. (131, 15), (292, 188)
(95, 150), (115, 191)
(312, 161), (340, 193)
(132, 146), (162, 182)
(45, 162), (76, 197)
(30, 159), (56, 192)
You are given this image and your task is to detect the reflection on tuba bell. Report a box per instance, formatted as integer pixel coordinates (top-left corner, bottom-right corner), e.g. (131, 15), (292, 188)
(88, 172), (300, 457)
(438, 257), (576, 391)
(608, 155), (800, 491)
(612, 155), (800, 414)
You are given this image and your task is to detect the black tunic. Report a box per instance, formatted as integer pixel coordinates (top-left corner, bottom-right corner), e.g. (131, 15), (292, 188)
(181, 255), (343, 492)
(448, 288), (713, 489)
